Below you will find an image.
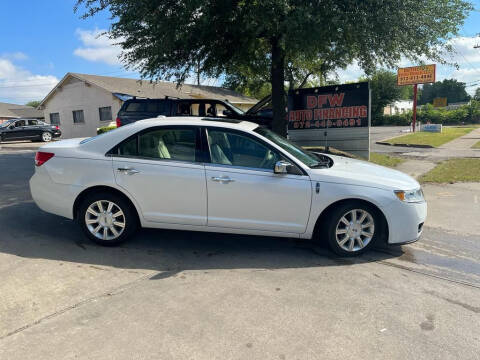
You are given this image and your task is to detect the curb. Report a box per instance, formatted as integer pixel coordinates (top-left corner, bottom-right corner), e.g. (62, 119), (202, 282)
(375, 141), (434, 149)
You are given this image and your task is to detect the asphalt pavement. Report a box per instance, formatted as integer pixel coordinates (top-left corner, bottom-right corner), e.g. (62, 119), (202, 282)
(1, 147), (479, 359)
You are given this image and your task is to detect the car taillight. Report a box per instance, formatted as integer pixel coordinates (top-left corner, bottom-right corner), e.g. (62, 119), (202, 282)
(35, 152), (54, 166)
(116, 117), (121, 127)
(55, 125), (59, 130)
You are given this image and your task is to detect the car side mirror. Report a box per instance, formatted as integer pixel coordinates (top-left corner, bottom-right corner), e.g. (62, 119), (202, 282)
(274, 160), (292, 174)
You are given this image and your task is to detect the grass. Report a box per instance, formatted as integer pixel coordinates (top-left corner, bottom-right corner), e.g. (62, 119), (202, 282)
(472, 141), (480, 149)
(419, 158), (480, 183)
(384, 127), (475, 147)
(369, 153), (405, 168)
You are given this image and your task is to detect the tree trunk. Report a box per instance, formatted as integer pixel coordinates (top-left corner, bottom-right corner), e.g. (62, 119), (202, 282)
(270, 38), (286, 137)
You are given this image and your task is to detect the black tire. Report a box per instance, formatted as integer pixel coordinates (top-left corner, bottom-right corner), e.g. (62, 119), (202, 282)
(78, 192), (138, 246)
(323, 201), (383, 257)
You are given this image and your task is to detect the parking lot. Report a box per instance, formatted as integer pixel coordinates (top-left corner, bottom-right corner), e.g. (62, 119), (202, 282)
(1, 144), (480, 359)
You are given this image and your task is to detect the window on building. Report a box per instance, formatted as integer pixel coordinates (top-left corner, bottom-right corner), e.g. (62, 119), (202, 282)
(99, 106), (112, 121)
(73, 110), (85, 124)
(50, 113), (60, 125)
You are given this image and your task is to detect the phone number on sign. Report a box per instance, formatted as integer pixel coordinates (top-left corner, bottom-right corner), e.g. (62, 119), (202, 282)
(291, 118), (363, 129)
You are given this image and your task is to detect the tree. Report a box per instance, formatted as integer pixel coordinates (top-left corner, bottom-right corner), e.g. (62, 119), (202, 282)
(75, 0), (472, 136)
(474, 87), (480, 101)
(419, 79), (471, 105)
(361, 70), (405, 121)
(25, 100), (41, 108)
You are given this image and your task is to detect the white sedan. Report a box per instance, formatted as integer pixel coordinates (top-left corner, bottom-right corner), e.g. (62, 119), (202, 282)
(30, 117), (426, 256)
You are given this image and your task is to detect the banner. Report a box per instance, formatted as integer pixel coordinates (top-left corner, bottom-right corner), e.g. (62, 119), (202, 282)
(287, 82), (370, 130)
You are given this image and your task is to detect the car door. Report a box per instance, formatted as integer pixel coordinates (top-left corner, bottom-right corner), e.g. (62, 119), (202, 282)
(25, 119), (41, 138)
(5, 120), (26, 140)
(111, 126), (207, 225)
(204, 128), (312, 234)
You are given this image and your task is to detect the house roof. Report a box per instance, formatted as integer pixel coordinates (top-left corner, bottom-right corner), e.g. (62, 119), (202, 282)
(0, 102), (43, 119)
(40, 73), (257, 107)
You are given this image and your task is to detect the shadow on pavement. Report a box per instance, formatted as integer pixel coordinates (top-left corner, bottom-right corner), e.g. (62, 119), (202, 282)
(0, 201), (404, 280)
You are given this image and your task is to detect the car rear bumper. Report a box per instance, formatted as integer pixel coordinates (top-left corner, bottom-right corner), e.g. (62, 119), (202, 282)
(383, 200), (427, 244)
(29, 167), (79, 219)
(52, 131), (62, 138)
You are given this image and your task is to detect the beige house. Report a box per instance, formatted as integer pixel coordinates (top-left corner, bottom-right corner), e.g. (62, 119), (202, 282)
(0, 102), (43, 123)
(383, 100), (413, 116)
(39, 73), (257, 139)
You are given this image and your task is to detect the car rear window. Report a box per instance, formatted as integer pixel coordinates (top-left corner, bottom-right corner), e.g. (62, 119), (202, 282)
(124, 101), (166, 113)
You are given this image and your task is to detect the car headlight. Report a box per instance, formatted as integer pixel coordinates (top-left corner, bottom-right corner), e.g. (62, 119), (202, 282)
(394, 188), (424, 203)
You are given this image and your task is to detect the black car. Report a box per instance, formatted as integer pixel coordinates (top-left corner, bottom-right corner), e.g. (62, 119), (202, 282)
(116, 96), (273, 127)
(0, 118), (61, 143)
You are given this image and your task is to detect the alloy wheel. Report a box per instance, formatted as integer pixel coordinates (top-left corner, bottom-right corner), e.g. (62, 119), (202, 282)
(85, 200), (126, 241)
(335, 209), (375, 252)
(42, 132), (52, 142)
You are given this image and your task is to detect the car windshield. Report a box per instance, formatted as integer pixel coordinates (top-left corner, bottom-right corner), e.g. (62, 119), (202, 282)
(0, 120), (14, 128)
(254, 127), (322, 168)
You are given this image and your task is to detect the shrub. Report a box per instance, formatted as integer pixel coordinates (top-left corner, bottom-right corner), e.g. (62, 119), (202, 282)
(97, 126), (117, 135)
(375, 101), (480, 126)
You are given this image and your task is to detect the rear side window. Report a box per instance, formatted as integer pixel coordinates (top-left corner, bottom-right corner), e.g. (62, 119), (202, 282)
(124, 101), (166, 113)
(28, 120), (39, 126)
(115, 127), (197, 162)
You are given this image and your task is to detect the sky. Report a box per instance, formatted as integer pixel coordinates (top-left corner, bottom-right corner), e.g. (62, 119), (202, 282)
(0, 0), (479, 105)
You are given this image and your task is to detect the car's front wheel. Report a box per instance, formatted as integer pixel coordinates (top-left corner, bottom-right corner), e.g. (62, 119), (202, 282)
(41, 132), (52, 142)
(325, 202), (382, 256)
(78, 193), (138, 246)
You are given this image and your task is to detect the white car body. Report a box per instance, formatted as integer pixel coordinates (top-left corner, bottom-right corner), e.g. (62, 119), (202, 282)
(30, 117), (426, 248)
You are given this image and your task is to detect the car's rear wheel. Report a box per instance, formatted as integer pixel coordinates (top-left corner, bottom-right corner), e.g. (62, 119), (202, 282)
(78, 193), (137, 246)
(41, 132), (52, 142)
(325, 202), (380, 256)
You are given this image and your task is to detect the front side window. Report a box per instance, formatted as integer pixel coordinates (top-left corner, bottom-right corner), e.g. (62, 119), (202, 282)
(99, 106), (112, 121)
(116, 127), (197, 162)
(73, 110), (85, 124)
(50, 113), (60, 125)
(15, 120), (26, 127)
(207, 129), (281, 170)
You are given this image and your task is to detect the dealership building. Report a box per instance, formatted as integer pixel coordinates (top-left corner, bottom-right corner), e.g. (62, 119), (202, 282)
(39, 73), (257, 139)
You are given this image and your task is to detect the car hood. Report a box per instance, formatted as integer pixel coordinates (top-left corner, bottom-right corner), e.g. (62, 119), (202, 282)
(308, 154), (420, 191)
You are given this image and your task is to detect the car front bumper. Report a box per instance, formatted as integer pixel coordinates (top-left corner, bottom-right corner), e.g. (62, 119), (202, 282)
(383, 200), (427, 245)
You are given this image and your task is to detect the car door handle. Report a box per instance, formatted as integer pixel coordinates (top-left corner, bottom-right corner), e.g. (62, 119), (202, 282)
(117, 167), (140, 175)
(211, 176), (235, 184)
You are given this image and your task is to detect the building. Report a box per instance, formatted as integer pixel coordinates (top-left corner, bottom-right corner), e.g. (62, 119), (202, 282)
(383, 100), (413, 116)
(0, 102), (44, 123)
(38, 73), (258, 139)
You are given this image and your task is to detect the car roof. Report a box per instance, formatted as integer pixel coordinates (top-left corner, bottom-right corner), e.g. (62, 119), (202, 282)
(134, 116), (259, 131)
(79, 116), (261, 153)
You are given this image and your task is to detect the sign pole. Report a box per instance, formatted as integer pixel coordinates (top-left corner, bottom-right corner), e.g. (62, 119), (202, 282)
(412, 84), (418, 132)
